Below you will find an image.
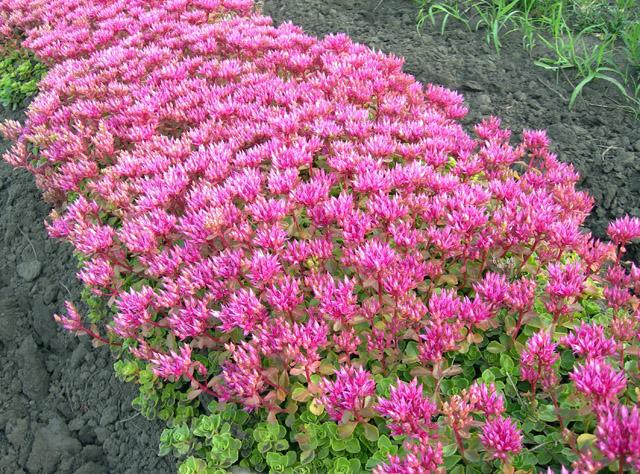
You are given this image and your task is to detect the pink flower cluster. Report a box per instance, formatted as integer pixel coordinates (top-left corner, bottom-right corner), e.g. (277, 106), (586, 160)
(2, 0), (640, 471)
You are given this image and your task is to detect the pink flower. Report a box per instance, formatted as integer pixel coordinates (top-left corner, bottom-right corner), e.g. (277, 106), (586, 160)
(469, 382), (505, 416)
(220, 341), (266, 409)
(474, 272), (509, 307)
(151, 345), (204, 380)
(74, 223), (114, 254)
(607, 216), (640, 245)
(546, 261), (585, 300)
(53, 301), (84, 332)
(333, 328), (360, 359)
(320, 366), (375, 422)
(376, 379), (437, 438)
(427, 289), (462, 321)
(596, 403), (640, 470)
(217, 289), (267, 335)
(373, 441), (443, 474)
(560, 322), (617, 360)
(113, 286), (156, 337)
(265, 275), (303, 314)
(419, 320), (462, 363)
(520, 331), (559, 391)
(246, 250), (282, 286)
(571, 450), (604, 473)
(77, 255), (114, 290)
(480, 416), (523, 460)
(571, 359), (626, 405)
(505, 278), (536, 312)
(354, 240), (397, 275)
(522, 129), (550, 153)
(168, 297), (214, 340)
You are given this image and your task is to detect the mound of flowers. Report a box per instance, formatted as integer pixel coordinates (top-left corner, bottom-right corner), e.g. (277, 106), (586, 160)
(1, 0), (640, 472)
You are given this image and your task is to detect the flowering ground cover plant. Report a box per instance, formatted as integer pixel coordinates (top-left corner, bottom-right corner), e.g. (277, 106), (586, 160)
(1, 0), (640, 472)
(0, 40), (45, 109)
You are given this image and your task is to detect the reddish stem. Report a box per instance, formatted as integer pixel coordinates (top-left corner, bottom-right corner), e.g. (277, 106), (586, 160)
(188, 373), (217, 397)
(453, 427), (465, 458)
(204, 332), (222, 344)
(512, 309), (525, 341)
(82, 327), (122, 347)
(479, 248), (489, 274)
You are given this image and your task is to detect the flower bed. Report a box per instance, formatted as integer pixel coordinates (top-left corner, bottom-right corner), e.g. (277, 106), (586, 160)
(1, 0), (640, 472)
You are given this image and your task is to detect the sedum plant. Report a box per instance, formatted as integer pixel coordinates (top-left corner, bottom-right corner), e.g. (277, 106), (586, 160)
(0, 39), (45, 109)
(1, 0), (640, 472)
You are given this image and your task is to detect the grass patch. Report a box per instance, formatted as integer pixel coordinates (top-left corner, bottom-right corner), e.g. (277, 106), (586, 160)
(0, 40), (46, 110)
(415, 0), (640, 114)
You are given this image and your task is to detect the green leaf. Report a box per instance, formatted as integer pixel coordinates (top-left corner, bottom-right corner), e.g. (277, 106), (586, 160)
(292, 387), (311, 402)
(253, 425), (269, 443)
(344, 437), (361, 454)
(500, 353), (515, 372)
(481, 368), (495, 383)
(266, 452), (287, 469)
(363, 423), (379, 442)
(538, 404), (558, 422)
(267, 422), (283, 439)
(486, 341), (506, 354)
(300, 449), (315, 465)
(274, 438), (290, 451)
(337, 422), (357, 439)
(309, 399), (325, 416)
(462, 449), (480, 463)
(178, 456), (207, 474)
(577, 433), (596, 449)
(444, 455), (462, 469)
(442, 444), (458, 457)
(377, 435), (393, 450)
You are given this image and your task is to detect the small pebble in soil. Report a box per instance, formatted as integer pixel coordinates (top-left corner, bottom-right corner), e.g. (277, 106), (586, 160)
(16, 259), (42, 281)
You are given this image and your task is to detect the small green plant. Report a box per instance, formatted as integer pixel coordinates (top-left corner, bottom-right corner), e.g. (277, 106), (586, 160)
(417, 0), (471, 34)
(415, 0), (640, 114)
(622, 20), (640, 68)
(534, 22), (629, 108)
(0, 41), (45, 109)
(472, 0), (523, 52)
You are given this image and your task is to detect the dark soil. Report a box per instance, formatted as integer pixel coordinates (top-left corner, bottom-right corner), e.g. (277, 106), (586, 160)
(0, 105), (174, 473)
(1, 1), (638, 473)
(265, 0), (640, 261)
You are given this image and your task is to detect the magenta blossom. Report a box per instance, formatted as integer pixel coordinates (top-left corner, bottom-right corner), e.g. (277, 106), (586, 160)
(320, 366), (375, 422)
(150, 345), (205, 380)
(607, 216), (640, 246)
(373, 441), (443, 474)
(571, 359), (627, 406)
(596, 403), (640, 470)
(376, 379), (437, 438)
(480, 416), (523, 460)
(520, 331), (559, 391)
(546, 261), (585, 300)
(560, 322), (617, 360)
(469, 382), (505, 416)
(53, 301), (84, 332)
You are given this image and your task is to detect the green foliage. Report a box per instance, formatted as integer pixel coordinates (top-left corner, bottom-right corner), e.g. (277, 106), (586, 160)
(114, 356), (200, 423)
(415, 0), (640, 114)
(104, 262), (633, 473)
(155, 399), (410, 474)
(0, 42), (45, 109)
(81, 285), (114, 324)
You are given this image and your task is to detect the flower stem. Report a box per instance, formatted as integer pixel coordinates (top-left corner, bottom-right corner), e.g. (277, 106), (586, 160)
(188, 373), (217, 397)
(82, 327), (121, 347)
(453, 427), (465, 458)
